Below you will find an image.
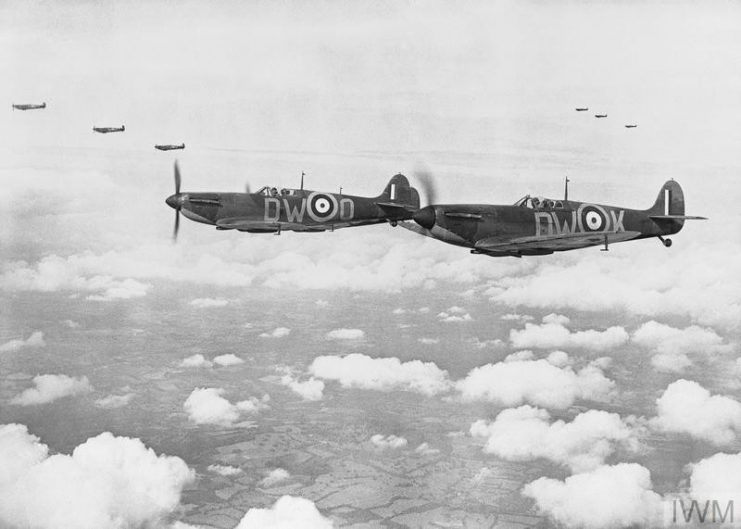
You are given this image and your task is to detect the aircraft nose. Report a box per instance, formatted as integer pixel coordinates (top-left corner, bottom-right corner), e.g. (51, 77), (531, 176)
(166, 193), (184, 209)
(413, 206), (436, 230)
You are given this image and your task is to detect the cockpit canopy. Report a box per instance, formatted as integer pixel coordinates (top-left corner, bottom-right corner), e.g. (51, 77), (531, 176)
(514, 195), (566, 210)
(255, 186), (300, 197)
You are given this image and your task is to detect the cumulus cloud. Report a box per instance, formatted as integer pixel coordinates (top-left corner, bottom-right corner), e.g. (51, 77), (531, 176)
(437, 306), (473, 322)
(310, 353), (451, 396)
(546, 350), (571, 367)
(470, 406), (638, 472)
(370, 434), (408, 450)
(85, 278), (150, 301)
(11, 374), (93, 406)
(501, 313), (534, 322)
(487, 245), (741, 330)
(417, 337), (439, 345)
(688, 452), (741, 504)
(180, 354), (213, 368)
(325, 328), (365, 340)
(632, 321), (732, 372)
(651, 379), (741, 445)
(280, 374), (324, 401)
(94, 393), (134, 409)
(504, 350), (535, 362)
(414, 442), (440, 456)
(260, 327), (291, 338)
(0, 423), (194, 529)
(184, 388), (268, 427)
(456, 359), (614, 410)
(523, 463), (662, 529)
(208, 464), (242, 477)
(510, 317), (628, 352)
(189, 297), (229, 308)
(0, 331), (46, 353)
(213, 353), (244, 366)
(234, 495), (333, 529)
(260, 468), (290, 487)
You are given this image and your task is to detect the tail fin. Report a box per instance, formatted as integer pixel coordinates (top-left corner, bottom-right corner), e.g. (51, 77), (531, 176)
(648, 180), (685, 216)
(375, 173), (420, 219)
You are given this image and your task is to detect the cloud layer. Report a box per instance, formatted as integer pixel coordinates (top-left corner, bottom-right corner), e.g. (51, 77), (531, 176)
(11, 374), (93, 406)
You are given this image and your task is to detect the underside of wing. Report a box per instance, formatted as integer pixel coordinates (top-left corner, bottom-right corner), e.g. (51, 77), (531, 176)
(215, 218), (383, 233)
(649, 215), (708, 220)
(475, 230), (641, 252)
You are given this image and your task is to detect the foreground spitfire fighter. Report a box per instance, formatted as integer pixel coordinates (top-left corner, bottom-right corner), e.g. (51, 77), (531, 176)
(165, 163), (420, 240)
(155, 143), (185, 151)
(12, 102), (46, 111)
(404, 179), (706, 257)
(93, 125), (125, 133)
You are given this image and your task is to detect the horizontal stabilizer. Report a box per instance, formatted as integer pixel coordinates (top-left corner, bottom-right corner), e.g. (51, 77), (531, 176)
(650, 215), (707, 220)
(375, 202), (416, 216)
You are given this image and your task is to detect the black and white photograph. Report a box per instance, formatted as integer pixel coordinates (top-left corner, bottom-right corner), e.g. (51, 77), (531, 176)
(1, 1), (740, 527)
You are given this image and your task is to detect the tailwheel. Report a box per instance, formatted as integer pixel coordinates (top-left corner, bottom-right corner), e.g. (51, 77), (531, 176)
(658, 235), (672, 248)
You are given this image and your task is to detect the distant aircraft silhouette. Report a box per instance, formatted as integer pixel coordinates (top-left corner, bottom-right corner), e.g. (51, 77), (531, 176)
(625, 124), (638, 128)
(594, 114), (607, 118)
(12, 102), (46, 111)
(155, 143), (185, 151)
(93, 125), (125, 134)
(575, 107), (589, 111)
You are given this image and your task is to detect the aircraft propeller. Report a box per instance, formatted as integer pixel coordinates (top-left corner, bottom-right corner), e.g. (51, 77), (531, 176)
(165, 161), (182, 242)
(412, 168), (439, 230)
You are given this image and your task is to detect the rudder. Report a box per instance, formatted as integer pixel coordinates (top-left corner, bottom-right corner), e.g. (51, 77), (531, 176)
(378, 174), (420, 209)
(648, 180), (685, 216)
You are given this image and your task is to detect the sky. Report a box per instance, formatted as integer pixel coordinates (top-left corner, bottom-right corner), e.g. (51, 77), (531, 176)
(2, 1), (741, 528)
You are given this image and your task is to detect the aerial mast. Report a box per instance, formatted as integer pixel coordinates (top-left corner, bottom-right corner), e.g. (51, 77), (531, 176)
(301, 171), (305, 190)
(564, 176), (570, 202)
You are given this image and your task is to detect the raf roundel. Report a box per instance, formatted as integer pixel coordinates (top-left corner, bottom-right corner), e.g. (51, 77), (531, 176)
(577, 204), (608, 232)
(307, 192), (339, 222)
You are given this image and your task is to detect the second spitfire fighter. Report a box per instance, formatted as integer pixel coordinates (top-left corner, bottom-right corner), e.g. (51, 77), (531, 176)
(404, 179), (706, 257)
(165, 163), (420, 240)
(93, 125), (125, 133)
(155, 143), (185, 151)
(12, 102), (46, 111)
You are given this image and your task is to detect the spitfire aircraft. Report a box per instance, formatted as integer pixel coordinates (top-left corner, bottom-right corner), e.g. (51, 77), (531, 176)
(575, 107), (589, 111)
(155, 143), (185, 151)
(165, 163), (420, 240)
(594, 114), (608, 118)
(403, 179), (706, 257)
(93, 125), (125, 133)
(12, 102), (46, 111)
(625, 124), (638, 129)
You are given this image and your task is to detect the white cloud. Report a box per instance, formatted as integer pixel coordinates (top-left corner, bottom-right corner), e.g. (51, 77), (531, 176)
(417, 337), (439, 345)
(180, 354), (213, 368)
(280, 374), (324, 401)
(456, 359), (614, 410)
(234, 495), (333, 529)
(213, 353), (244, 366)
(523, 463), (662, 529)
(542, 313), (571, 325)
(487, 245), (741, 330)
(501, 313), (534, 322)
(632, 321), (732, 372)
(470, 406), (638, 472)
(688, 452), (741, 504)
(260, 327), (291, 339)
(260, 468), (290, 487)
(310, 353), (451, 396)
(85, 278), (150, 301)
(325, 328), (365, 340)
(0, 423), (194, 529)
(510, 321), (628, 352)
(414, 442), (440, 456)
(63, 320), (80, 328)
(189, 297), (229, 308)
(651, 379), (741, 445)
(183, 388), (267, 427)
(0, 331), (45, 353)
(94, 393), (134, 409)
(392, 307), (407, 315)
(208, 464), (242, 477)
(437, 308), (473, 322)
(370, 434), (408, 450)
(546, 350), (571, 367)
(11, 374), (93, 406)
(315, 299), (329, 307)
(505, 350), (535, 362)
